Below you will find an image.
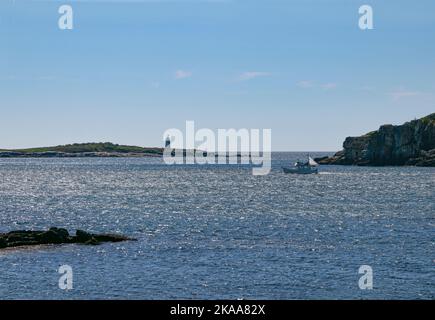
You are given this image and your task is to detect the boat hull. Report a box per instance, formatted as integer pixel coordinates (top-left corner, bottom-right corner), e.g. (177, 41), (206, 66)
(282, 166), (318, 174)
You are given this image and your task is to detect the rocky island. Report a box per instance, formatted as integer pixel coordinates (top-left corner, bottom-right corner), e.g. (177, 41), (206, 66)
(0, 227), (136, 249)
(316, 113), (435, 167)
(0, 142), (164, 158)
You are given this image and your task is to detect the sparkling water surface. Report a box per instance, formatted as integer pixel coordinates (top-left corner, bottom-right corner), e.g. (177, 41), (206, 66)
(0, 153), (434, 299)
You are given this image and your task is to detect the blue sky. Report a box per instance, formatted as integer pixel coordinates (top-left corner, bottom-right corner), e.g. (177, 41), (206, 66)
(1, 0), (434, 151)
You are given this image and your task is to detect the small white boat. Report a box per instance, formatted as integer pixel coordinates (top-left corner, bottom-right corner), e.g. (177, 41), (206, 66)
(282, 156), (319, 174)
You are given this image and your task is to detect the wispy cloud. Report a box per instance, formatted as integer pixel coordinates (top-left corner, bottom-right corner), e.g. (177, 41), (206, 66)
(297, 80), (337, 90)
(297, 80), (314, 88)
(174, 70), (192, 80)
(321, 82), (337, 90)
(237, 71), (271, 81)
(389, 90), (422, 100)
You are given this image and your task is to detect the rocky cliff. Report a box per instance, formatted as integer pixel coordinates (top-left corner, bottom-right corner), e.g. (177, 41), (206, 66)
(316, 113), (435, 167)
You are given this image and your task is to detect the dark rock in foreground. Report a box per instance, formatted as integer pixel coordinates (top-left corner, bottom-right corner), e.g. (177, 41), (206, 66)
(315, 113), (435, 167)
(0, 227), (136, 249)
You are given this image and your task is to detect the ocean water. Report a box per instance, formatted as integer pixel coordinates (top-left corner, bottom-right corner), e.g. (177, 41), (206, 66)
(0, 153), (433, 300)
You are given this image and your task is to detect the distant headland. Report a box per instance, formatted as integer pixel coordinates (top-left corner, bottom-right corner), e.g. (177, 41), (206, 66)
(0, 142), (164, 158)
(316, 113), (435, 167)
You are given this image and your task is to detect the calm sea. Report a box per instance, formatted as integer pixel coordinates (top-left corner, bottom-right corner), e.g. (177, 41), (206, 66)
(0, 153), (433, 299)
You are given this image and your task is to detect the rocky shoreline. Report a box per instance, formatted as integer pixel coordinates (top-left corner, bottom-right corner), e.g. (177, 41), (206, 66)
(315, 113), (435, 167)
(0, 228), (136, 249)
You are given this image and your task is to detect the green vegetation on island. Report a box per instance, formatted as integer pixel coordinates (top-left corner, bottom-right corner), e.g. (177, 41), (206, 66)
(0, 142), (163, 157)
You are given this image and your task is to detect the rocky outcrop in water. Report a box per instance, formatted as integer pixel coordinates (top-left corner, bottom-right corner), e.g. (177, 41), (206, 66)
(316, 113), (435, 166)
(0, 228), (135, 249)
